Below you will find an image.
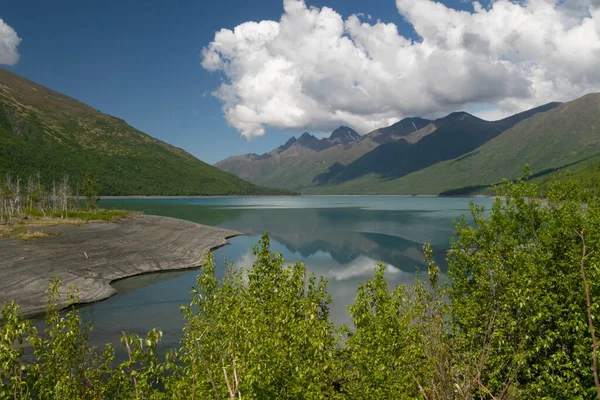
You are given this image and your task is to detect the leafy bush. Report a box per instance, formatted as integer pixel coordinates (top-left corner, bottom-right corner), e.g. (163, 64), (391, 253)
(448, 177), (600, 398)
(165, 236), (338, 399)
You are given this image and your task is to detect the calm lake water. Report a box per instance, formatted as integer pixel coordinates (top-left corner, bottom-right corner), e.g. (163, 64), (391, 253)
(39, 196), (493, 351)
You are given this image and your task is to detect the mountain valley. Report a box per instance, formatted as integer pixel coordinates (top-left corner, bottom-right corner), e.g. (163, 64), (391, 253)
(216, 99), (578, 195)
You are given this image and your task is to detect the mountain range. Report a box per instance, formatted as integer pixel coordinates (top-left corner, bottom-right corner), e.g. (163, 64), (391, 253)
(216, 100), (576, 194)
(313, 104), (560, 186)
(348, 93), (600, 196)
(4, 66), (598, 198)
(215, 117), (434, 190)
(0, 68), (292, 196)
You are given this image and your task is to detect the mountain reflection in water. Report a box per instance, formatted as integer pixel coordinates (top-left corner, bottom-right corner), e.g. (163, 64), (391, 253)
(38, 196), (491, 352)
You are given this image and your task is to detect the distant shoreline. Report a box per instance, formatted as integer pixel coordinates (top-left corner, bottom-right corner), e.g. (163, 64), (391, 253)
(99, 195), (296, 199)
(100, 194), (495, 199)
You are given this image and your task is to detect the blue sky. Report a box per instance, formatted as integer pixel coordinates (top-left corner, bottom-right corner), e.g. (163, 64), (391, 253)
(2, 0), (598, 164)
(0, 0), (479, 164)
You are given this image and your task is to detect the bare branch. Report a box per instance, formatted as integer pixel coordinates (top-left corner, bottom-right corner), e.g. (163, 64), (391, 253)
(577, 229), (600, 400)
(123, 334), (139, 400)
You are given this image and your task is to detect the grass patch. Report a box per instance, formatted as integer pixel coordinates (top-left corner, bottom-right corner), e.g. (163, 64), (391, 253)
(0, 209), (134, 239)
(24, 208), (132, 222)
(0, 225), (11, 238)
(14, 230), (51, 240)
(61, 209), (132, 222)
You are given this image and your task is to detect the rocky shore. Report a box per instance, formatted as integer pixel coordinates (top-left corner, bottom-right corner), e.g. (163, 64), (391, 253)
(0, 214), (241, 317)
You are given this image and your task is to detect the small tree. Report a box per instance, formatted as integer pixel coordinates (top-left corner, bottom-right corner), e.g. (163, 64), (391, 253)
(51, 180), (57, 215)
(57, 175), (70, 218)
(26, 175), (34, 214)
(0, 179), (5, 224)
(32, 172), (46, 217)
(166, 233), (339, 398)
(82, 172), (99, 212)
(448, 175), (600, 398)
(74, 181), (80, 211)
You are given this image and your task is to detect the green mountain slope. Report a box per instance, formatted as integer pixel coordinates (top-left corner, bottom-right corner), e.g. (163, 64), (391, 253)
(532, 154), (600, 197)
(216, 127), (375, 190)
(0, 68), (293, 196)
(218, 101), (558, 193)
(307, 93), (598, 195)
(312, 104), (560, 186)
(215, 119), (435, 191)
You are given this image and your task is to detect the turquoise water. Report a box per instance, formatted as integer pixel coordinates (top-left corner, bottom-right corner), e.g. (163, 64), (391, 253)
(50, 196), (493, 350)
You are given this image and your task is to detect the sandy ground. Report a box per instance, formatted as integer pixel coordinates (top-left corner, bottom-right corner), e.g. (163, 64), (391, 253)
(0, 214), (241, 317)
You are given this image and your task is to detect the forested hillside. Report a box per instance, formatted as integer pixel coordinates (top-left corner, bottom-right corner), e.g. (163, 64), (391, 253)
(0, 68), (293, 196)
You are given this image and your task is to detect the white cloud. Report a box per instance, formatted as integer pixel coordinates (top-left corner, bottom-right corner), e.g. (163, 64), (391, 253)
(0, 18), (21, 65)
(202, 0), (600, 138)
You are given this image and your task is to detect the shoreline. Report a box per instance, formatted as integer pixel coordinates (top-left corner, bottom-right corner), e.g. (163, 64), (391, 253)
(99, 194), (496, 199)
(0, 214), (242, 318)
(99, 195), (295, 199)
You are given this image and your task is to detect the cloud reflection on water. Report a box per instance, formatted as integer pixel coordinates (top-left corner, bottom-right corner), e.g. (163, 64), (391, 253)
(68, 196), (488, 351)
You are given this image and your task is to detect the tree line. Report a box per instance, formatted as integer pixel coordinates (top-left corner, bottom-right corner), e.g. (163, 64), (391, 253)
(2, 176), (600, 399)
(0, 172), (99, 223)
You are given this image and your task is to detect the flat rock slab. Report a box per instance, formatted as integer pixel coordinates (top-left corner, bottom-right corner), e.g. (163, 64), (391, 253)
(0, 214), (241, 317)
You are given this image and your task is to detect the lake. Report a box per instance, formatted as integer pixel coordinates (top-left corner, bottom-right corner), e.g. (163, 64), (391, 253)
(40, 196), (492, 351)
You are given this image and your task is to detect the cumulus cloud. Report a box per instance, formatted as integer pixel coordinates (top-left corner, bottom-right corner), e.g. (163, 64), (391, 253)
(202, 0), (600, 138)
(0, 18), (21, 65)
